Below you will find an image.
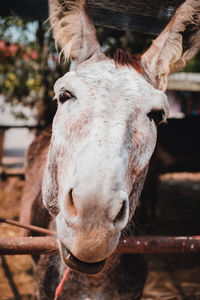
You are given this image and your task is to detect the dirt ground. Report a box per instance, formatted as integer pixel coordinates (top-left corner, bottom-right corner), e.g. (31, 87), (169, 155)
(142, 173), (200, 300)
(0, 177), (36, 300)
(0, 173), (200, 300)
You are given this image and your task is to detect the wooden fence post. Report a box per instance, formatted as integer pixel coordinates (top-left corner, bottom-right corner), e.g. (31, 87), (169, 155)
(0, 129), (5, 164)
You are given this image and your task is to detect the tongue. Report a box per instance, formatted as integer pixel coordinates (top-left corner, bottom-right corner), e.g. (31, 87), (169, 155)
(54, 267), (71, 300)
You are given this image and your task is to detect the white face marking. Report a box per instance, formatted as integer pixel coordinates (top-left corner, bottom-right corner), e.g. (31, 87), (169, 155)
(43, 58), (169, 263)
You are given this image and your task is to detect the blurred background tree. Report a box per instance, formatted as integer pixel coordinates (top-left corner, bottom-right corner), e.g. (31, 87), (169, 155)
(0, 17), (66, 127)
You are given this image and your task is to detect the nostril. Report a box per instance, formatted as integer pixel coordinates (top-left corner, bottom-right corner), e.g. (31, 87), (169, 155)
(67, 189), (77, 216)
(113, 200), (127, 225)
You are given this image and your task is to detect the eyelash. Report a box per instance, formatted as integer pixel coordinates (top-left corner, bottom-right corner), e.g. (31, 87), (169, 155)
(58, 90), (76, 103)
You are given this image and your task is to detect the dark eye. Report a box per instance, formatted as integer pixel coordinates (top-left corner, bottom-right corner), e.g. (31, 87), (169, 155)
(58, 90), (75, 103)
(147, 109), (165, 127)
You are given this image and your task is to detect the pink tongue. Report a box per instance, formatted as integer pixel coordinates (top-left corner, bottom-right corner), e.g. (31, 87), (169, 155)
(54, 267), (71, 300)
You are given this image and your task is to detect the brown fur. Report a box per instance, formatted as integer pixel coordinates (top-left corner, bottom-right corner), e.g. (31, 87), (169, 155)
(112, 49), (143, 74)
(34, 251), (147, 299)
(20, 129), (51, 235)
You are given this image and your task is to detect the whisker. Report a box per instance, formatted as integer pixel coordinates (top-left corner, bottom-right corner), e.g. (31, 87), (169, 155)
(121, 220), (136, 238)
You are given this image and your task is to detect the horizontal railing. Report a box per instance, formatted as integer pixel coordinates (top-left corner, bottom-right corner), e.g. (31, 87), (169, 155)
(0, 235), (200, 255)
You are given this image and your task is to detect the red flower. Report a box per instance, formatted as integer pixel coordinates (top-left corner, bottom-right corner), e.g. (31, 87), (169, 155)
(0, 40), (6, 50)
(31, 50), (38, 60)
(8, 44), (19, 55)
(23, 53), (30, 60)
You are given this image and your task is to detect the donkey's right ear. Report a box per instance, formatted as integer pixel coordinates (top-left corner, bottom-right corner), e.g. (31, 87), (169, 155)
(49, 0), (101, 66)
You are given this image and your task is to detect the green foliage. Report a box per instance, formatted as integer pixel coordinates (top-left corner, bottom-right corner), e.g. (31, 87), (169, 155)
(0, 17), (35, 43)
(182, 52), (200, 73)
(0, 40), (40, 104)
(0, 17), (67, 125)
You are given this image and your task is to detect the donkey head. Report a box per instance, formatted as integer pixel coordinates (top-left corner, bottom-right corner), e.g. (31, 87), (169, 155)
(43, 0), (200, 274)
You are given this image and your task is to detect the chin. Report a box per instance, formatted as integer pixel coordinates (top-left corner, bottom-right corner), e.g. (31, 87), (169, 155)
(59, 240), (107, 274)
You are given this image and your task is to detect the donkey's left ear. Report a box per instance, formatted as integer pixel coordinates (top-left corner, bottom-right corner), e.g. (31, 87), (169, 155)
(142, 0), (200, 92)
(49, 0), (101, 66)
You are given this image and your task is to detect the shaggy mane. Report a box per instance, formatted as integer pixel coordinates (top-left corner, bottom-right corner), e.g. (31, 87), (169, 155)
(112, 49), (143, 74)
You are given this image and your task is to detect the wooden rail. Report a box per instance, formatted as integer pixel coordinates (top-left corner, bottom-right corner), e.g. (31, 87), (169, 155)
(0, 124), (43, 166)
(0, 125), (43, 130)
(0, 168), (25, 180)
(1, 236), (200, 255)
(1, 0), (184, 35)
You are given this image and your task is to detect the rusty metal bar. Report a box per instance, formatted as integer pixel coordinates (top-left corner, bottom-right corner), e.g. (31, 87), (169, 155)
(0, 125), (44, 130)
(0, 237), (57, 255)
(1, 236), (200, 255)
(117, 236), (200, 253)
(0, 218), (55, 236)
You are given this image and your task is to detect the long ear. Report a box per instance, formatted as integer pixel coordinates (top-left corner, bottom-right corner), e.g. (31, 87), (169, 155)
(142, 0), (200, 92)
(48, 0), (101, 65)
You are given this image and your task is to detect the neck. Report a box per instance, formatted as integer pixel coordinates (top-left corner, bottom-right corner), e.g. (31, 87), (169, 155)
(55, 252), (146, 300)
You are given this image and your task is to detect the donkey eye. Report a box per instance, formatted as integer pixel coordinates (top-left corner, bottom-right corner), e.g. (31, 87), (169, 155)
(147, 109), (165, 127)
(59, 90), (75, 103)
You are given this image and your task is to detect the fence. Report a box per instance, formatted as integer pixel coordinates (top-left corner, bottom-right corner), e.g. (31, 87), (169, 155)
(0, 219), (200, 255)
(1, 236), (200, 255)
(0, 125), (43, 179)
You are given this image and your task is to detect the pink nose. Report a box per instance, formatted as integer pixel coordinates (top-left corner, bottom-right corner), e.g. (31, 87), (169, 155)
(65, 187), (129, 231)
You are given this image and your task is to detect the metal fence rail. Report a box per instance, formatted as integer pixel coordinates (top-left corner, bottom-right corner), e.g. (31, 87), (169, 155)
(1, 236), (200, 255)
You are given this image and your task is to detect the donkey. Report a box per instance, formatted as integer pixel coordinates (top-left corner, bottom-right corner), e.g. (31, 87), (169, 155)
(21, 0), (200, 299)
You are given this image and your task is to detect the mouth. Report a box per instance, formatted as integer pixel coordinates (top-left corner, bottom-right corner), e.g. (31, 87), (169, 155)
(60, 242), (107, 274)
